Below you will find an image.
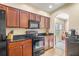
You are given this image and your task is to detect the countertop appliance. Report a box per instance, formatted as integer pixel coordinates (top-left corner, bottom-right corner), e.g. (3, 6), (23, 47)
(28, 20), (40, 29)
(26, 31), (45, 56)
(70, 29), (76, 36)
(0, 10), (6, 56)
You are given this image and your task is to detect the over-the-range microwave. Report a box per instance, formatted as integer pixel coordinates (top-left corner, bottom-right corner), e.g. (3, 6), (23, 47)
(29, 20), (40, 29)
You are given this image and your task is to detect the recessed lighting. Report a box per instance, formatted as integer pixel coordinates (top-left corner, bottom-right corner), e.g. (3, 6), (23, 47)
(49, 5), (53, 8)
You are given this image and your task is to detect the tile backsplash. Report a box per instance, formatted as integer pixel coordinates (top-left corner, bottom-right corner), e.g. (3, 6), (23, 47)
(6, 28), (46, 35)
(6, 28), (26, 35)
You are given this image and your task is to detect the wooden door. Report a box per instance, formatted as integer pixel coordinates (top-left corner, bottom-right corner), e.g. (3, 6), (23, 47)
(20, 10), (29, 28)
(49, 35), (54, 48)
(8, 41), (23, 56)
(40, 16), (45, 29)
(44, 36), (49, 50)
(22, 40), (32, 56)
(23, 45), (32, 56)
(6, 7), (19, 27)
(36, 14), (41, 21)
(29, 13), (36, 20)
(8, 46), (22, 56)
(45, 17), (50, 29)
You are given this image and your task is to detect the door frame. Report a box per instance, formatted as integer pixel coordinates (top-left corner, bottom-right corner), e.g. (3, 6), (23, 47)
(53, 18), (68, 56)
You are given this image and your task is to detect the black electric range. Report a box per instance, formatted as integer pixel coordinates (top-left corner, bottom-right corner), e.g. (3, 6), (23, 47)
(26, 31), (45, 56)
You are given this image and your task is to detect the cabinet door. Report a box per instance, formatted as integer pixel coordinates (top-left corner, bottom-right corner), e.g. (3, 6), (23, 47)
(49, 35), (54, 48)
(23, 45), (32, 56)
(44, 36), (49, 50)
(36, 14), (41, 21)
(45, 17), (50, 29)
(6, 7), (19, 27)
(40, 16), (45, 29)
(20, 10), (29, 28)
(8, 45), (22, 56)
(23, 40), (32, 56)
(0, 4), (7, 10)
(29, 13), (36, 20)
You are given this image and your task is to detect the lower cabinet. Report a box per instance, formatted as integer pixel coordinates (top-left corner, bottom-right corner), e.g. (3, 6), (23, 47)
(44, 36), (49, 50)
(48, 35), (54, 48)
(8, 45), (22, 56)
(7, 39), (32, 56)
(23, 45), (32, 56)
(22, 40), (32, 56)
(44, 35), (54, 50)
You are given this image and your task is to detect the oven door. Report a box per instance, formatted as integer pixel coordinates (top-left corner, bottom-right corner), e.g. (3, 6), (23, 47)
(32, 37), (45, 56)
(33, 39), (44, 52)
(35, 41), (44, 49)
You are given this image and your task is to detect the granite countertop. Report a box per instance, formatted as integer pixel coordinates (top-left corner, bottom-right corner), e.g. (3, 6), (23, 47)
(12, 33), (54, 42)
(38, 33), (54, 36)
(70, 40), (79, 43)
(12, 35), (31, 42)
(67, 36), (79, 44)
(13, 39), (29, 42)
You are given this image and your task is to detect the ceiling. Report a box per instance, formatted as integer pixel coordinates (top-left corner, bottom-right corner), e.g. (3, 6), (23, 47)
(27, 3), (65, 14)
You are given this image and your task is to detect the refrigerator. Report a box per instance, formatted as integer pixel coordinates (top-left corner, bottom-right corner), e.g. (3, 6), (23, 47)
(0, 10), (6, 56)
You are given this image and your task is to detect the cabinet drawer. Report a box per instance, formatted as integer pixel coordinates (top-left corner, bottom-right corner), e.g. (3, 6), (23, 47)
(8, 41), (22, 48)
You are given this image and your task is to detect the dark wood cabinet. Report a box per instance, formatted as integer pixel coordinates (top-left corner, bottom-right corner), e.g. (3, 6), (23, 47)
(0, 4), (50, 29)
(20, 10), (29, 28)
(8, 41), (23, 56)
(29, 13), (36, 20)
(6, 7), (19, 27)
(8, 39), (32, 56)
(8, 46), (22, 56)
(22, 39), (32, 56)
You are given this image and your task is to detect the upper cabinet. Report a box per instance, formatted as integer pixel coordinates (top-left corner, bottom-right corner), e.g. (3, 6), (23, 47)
(45, 17), (50, 29)
(29, 12), (36, 20)
(6, 7), (20, 28)
(29, 13), (41, 21)
(0, 4), (7, 10)
(19, 10), (29, 28)
(40, 16), (50, 29)
(40, 16), (45, 29)
(36, 14), (41, 21)
(0, 4), (50, 29)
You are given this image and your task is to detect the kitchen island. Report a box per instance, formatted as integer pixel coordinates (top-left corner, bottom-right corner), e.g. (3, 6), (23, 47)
(65, 36), (79, 56)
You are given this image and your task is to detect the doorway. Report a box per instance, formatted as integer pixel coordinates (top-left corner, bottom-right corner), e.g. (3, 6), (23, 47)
(54, 18), (66, 50)
(54, 13), (69, 55)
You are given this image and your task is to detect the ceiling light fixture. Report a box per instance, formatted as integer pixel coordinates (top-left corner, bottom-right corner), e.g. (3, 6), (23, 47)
(49, 5), (53, 8)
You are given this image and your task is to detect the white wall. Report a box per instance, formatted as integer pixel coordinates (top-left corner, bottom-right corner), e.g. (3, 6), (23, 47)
(49, 4), (79, 34)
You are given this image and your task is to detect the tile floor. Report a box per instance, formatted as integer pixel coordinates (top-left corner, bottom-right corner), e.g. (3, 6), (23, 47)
(41, 48), (64, 56)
